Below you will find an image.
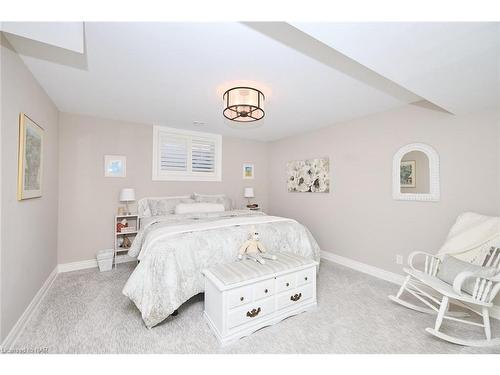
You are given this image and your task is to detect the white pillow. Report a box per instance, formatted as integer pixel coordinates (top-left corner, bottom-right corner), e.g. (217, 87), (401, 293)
(193, 193), (232, 211)
(174, 202), (225, 215)
(148, 197), (194, 216)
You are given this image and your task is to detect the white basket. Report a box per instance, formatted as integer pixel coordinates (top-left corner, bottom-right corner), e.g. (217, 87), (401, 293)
(96, 249), (114, 272)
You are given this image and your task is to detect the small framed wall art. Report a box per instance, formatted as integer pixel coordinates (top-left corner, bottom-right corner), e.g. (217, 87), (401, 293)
(104, 155), (126, 178)
(400, 160), (416, 188)
(242, 163), (254, 179)
(17, 113), (44, 200)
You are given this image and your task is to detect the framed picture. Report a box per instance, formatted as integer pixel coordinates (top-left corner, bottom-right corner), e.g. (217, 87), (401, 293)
(17, 113), (44, 200)
(242, 163), (254, 179)
(400, 160), (416, 188)
(104, 155), (126, 177)
(286, 157), (330, 193)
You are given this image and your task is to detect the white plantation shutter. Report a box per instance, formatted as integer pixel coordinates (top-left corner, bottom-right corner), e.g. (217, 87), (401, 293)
(153, 126), (221, 181)
(159, 135), (188, 172)
(191, 137), (216, 173)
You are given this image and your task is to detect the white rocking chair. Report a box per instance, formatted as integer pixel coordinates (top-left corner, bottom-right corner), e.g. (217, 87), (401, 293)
(389, 246), (500, 347)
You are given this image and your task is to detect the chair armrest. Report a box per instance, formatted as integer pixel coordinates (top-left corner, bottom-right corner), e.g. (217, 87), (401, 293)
(407, 251), (441, 275)
(453, 270), (500, 300)
(452, 271), (476, 295)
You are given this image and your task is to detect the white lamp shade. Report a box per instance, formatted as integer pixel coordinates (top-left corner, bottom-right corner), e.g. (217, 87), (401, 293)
(243, 187), (255, 198)
(120, 188), (135, 202)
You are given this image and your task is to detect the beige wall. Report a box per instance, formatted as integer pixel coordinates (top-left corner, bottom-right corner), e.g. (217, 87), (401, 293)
(0, 34), (59, 342)
(268, 104), (500, 274)
(57, 112), (269, 263)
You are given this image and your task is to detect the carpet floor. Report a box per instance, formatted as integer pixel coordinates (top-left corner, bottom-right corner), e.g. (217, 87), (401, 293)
(13, 260), (500, 354)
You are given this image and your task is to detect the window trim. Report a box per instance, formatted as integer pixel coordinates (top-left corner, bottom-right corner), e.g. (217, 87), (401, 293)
(152, 125), (222, 181)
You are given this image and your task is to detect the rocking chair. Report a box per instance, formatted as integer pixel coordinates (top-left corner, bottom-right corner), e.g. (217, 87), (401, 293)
(389, 246), (500, 347)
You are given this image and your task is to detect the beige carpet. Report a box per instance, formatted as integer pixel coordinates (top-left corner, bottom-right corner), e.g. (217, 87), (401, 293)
(12, 260), (500, 354)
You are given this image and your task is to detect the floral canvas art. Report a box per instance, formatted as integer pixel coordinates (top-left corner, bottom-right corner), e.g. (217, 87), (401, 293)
(287, 158), (330, 193)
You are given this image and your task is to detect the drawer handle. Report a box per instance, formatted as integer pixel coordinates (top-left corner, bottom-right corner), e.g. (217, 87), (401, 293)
(304, 276), (308, 281)
(264, 289), (268, 294)
(246, 307), (261, 318)
(290, 293), (302, 302)
(240, 296), (244, 301)
(286, 282), (290, 287)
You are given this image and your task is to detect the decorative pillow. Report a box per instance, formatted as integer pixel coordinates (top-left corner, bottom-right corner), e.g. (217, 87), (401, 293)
(148, 196), (194, 216)
(436, 255), (497, 295)
(174, 202), (225, 215)
(193, 193), (232, 211)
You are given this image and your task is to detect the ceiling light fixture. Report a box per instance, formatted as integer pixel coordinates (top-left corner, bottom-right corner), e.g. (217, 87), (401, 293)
(223, 87), (265, 122)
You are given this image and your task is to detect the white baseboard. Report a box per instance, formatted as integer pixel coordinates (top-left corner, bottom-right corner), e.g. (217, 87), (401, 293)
(321, 250), (405, 285)
(0, 266), (58, 352)
(57, 258), (97, 273)
(320, 250), (500, 320)
(58, 254), (136, 273)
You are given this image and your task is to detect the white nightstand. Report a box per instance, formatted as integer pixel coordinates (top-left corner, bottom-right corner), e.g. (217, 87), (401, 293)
(114, 214), (138, 268)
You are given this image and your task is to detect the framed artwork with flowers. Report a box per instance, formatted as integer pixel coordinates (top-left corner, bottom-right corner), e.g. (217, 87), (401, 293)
(286, 157), (330, 193)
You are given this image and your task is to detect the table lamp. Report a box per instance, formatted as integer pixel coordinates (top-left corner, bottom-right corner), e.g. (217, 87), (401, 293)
(120, 188), (135, 215)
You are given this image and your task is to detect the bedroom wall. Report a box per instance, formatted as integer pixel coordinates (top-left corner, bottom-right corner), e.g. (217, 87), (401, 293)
(0, 34), (59, 343)
(57, 112), (269, 264)
(268, 103), (500, 275)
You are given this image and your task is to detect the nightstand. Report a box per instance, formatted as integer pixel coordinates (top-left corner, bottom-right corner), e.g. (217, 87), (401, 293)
(114, 214), (138, 268)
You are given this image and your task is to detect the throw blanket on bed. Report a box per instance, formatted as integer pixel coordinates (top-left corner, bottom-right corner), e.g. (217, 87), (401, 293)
(122, 211), (321, 327)
(437, 212), (500, 263)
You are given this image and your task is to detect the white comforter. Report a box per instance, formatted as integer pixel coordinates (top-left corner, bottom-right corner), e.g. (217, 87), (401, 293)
(122, 210), (321, 327)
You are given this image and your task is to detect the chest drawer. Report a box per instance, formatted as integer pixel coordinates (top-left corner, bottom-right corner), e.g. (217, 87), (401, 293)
(227, 297), (275, 329)
(275, 273), (296, 293)
(227, 285), (253, 309)
(253, 279), (274, 301)
(296, 267), (314, 286)
(276, 283), (314, 311)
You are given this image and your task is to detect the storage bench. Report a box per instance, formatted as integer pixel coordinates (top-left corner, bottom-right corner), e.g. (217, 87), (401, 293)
(203, 253), (318, 345)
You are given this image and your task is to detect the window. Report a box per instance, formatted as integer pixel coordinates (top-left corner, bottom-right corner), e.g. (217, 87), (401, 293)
(152, 126), (222, 181)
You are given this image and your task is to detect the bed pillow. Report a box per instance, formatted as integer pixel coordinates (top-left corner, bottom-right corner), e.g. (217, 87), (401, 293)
(436, 255), (497, 295)
(193, 193), (232, 211)
(174, 202), (225, 215)
(148, 197), (194, 216)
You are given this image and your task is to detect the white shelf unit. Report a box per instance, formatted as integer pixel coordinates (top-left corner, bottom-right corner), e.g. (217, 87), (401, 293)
(114, 214), (138, 268)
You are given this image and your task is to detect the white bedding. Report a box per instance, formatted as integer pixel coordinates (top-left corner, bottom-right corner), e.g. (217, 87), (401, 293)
(122, 210), (321, 327)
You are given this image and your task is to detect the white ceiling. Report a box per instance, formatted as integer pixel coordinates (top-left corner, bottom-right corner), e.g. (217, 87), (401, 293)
(3, 22), (499, 141)
(292, 22), (500, 115)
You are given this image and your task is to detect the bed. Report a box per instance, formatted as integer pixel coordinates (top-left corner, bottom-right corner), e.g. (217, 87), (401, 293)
(122, 195), (321, 328)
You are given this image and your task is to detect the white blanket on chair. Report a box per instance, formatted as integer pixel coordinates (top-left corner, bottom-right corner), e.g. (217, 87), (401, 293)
(438, 212), (500, 263)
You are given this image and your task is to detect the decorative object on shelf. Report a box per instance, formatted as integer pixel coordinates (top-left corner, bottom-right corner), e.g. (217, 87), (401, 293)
(104, 155), (126, 177)
(238, 226), (277, 265)
(120, 188), (135, 215)
(17, 113), (44, 200)
(116, 218), (128, 233)
(287, 157), (330, 193)
(121, 236), (132, 249)
(117, 206), (126, 215)
(242, 163), (254, 179)
(121, 226), (137, 233)
(116, 237), (124, 248)
(400, 160), (416, 188)
(223, 87), (265, 122)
